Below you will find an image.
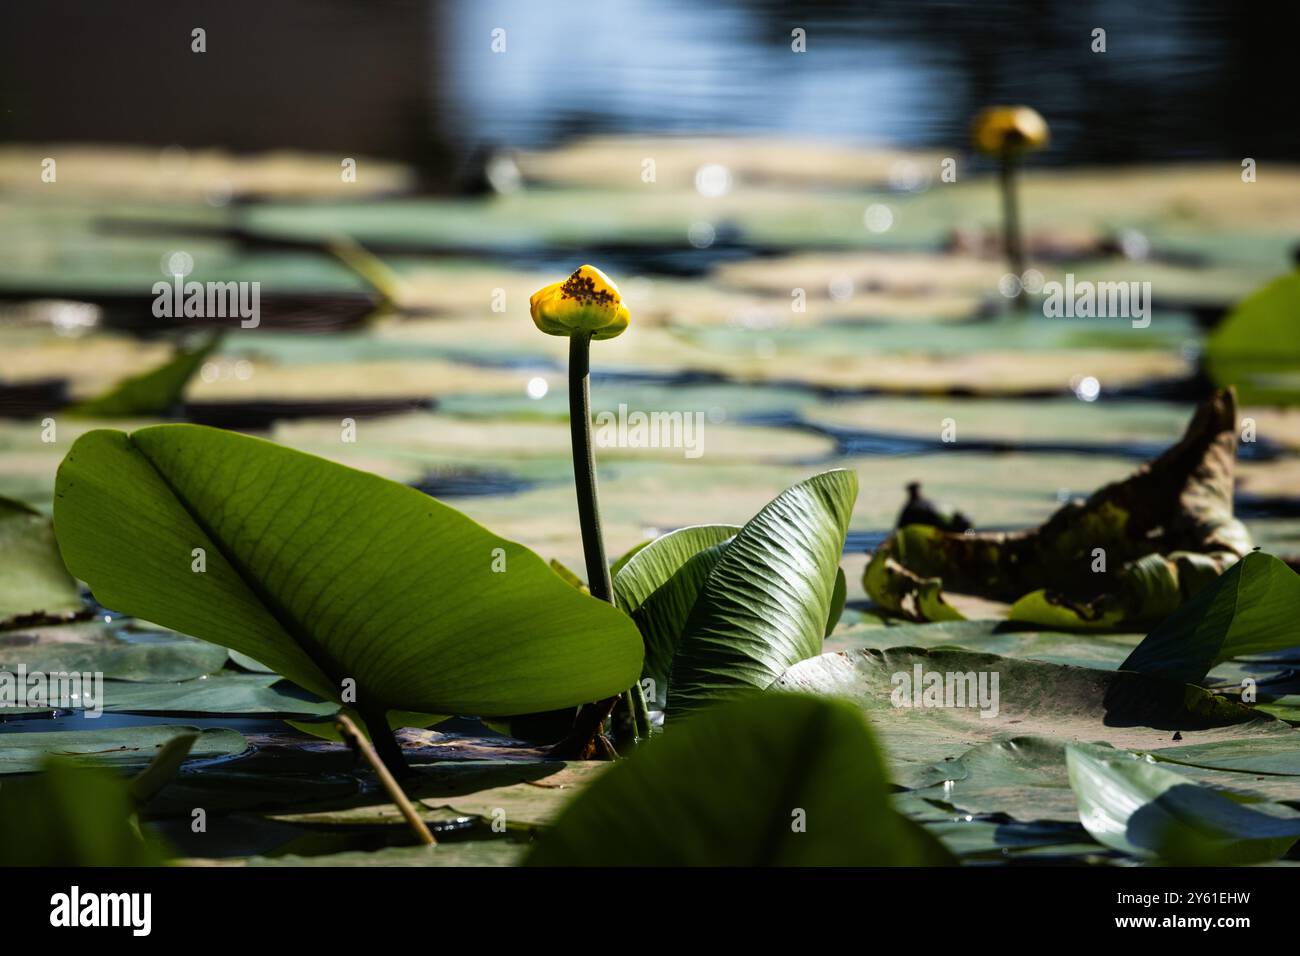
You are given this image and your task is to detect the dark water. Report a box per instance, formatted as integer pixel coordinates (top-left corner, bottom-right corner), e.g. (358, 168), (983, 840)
(438, 0), (1296, 164)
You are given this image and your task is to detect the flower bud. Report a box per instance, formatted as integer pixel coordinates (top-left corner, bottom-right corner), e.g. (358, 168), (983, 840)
(529, 265), (630, 340)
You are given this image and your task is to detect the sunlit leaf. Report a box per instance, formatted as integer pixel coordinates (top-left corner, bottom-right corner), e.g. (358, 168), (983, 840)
(667, 470), (857, 717)
(53, 425), (644, 717)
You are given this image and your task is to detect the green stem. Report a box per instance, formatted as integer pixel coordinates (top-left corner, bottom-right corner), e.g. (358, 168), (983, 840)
(568, 333), (613, 603)
(360, 705), (410, 779)
(999, 155), (1025, 290)
(551, 333), (620, 760)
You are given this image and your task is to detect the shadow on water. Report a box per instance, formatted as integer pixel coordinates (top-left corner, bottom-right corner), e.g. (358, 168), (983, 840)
(411, 466), (541, 498)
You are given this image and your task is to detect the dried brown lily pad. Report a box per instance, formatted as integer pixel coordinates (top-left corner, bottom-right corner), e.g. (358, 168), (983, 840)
(864, 388), (1253, 629)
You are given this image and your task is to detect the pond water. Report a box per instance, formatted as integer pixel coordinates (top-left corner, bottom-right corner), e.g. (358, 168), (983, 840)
(438, 0), (1291, 164)
(3, 0), (1299, 873)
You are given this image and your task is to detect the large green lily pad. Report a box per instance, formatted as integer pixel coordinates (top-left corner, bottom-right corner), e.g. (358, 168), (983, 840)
(53, 424), (643, 716)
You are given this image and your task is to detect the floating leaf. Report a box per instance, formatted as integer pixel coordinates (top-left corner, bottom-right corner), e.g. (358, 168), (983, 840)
(53, 425), (643, 716)
(1153, 734), (1300, 776)
(269, 761), (595, 829)
(827, 618), (1144, 670)
(0, 628), (229, 682)
(8, 673), (338, 718)
(0, 495), (81, 626)
(775, 646), (1284, 782)
(906, 732), (1300, 825)
(921, 817), (1100, 860)
(1066, 743), (1300, 864)
(908, 736), (1085, 823)
(526, 694), (953, 866)
(425, 761), (609, 830)
(0, 724), (245, 775)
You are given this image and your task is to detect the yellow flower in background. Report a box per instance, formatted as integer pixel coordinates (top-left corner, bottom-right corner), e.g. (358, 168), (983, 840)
(971, 106), (1050, 157)
(530, 265), (630, 340)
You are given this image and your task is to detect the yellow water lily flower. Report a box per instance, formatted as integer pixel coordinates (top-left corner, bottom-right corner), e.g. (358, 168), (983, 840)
(971, 106), (1050, 157)
(530, 265), (630, 340)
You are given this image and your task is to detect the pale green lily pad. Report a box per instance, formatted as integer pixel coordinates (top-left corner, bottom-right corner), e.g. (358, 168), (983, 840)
(826, 619), (1145, 669)
(7, 673), (338, 718)
(0, 725), (245, 774)
(0, 495), (82, 626)
(233, 161), (1300, 275)
(921, 818), (1103, 860)
(97, 675), (339, 717)
(0, 146), (412, 200)
(906, 734), (1300, 824)
(227, 648), (276, 673)
(1257, 696), (1300, 723)
(0, 627), (230, 682)
(910, 736), (1085, 822)
(1153, 734), (1300, 777)
(804, 397), (1194, 451)
(1067, 742), (1300, 864)
(774, 646), (1285, 782)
